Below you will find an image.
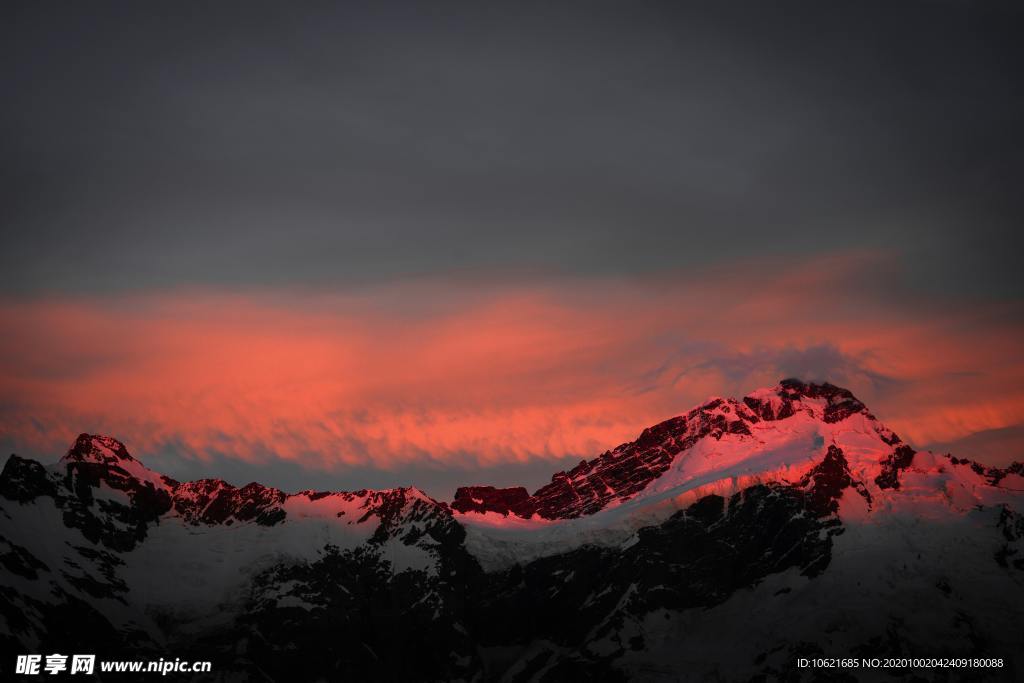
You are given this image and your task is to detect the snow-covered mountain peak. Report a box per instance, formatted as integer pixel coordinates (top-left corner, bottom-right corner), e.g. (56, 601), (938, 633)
(61, 433), (131, 463)
(451, 381), (1024, 572)
(451, 378), (1017, 534)
(59, 432), (178, 494)
(742, 378), (869, 424)
(453, 379), (881, 522)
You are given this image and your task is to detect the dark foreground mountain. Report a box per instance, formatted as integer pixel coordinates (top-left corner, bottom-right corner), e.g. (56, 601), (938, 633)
(2, 380), (1023, 681)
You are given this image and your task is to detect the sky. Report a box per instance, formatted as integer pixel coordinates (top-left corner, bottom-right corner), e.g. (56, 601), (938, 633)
(2, 1), (1023, 499)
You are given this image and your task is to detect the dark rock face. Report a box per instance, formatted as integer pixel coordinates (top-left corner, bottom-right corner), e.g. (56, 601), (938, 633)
(798, 445), (872, 516)
(743, 392), (796, 421)
(875, 444), (916, 490)
(995, 506), (1024, 571)
(744, 378), (868, 425)
(0, 455), (57, 502)
(778, 378), (868, 423)
(991, 461), (1024, 486)
(173, 479), (287, 526)
(0, 537), (48, 580)
(451, 485), (536, 516)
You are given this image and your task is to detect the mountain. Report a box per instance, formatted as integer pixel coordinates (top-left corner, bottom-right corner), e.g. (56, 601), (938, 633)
(2, 380), (1023, 682)
(452, 380), (874, 520)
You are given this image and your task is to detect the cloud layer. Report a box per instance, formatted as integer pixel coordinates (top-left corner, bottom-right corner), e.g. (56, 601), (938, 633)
(2, 253), (1023, 492)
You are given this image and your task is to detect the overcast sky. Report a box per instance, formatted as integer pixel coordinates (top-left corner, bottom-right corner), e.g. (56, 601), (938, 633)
(5, 0), (1023, 295)
(2, 1), (1023, 497)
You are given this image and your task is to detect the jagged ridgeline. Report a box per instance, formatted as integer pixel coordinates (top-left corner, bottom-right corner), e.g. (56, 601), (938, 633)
(2, 380), (1023, 682)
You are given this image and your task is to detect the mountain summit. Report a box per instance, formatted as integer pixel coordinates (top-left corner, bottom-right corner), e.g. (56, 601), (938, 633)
(2, 380), (1023, 681)
(453, 379), (882, 520)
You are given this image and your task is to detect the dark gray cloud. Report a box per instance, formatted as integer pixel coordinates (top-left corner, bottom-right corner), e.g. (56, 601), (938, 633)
(3, 1), (1023, 296)
(143, 443), (585, 502)
(692, 343), (902, 391)
(925, 423), (1024, 469)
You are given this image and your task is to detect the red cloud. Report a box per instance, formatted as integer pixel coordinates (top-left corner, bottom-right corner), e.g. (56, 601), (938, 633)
(3, 254), (1023, 471)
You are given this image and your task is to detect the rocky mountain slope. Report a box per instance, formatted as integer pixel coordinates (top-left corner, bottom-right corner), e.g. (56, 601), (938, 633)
(2, 380), (1023, 681)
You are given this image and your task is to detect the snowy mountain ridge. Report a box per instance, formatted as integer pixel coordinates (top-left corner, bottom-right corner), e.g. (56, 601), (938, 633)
(2, 379), (1023, 682)
(451, 379), (1024, 569)
(454, 379), (890, 521)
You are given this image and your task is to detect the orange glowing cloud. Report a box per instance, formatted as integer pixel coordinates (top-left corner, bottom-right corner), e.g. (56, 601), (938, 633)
(2, 252), (1023, 475)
